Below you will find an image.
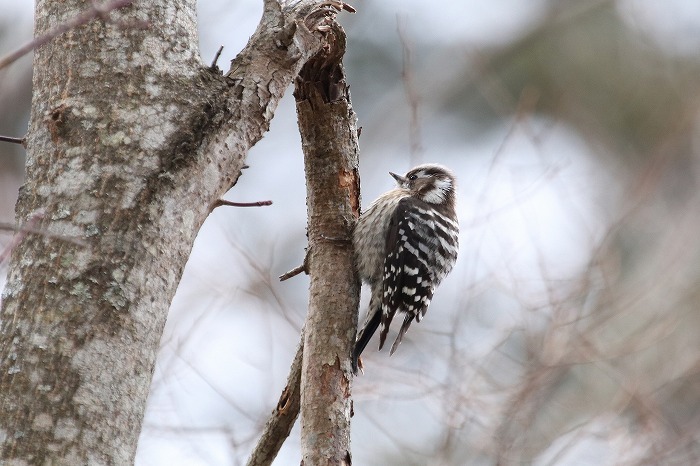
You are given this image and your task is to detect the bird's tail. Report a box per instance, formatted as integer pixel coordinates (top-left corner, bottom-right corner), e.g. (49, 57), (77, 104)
(351, 307), (381, 374)
(389, 312), (415, 355)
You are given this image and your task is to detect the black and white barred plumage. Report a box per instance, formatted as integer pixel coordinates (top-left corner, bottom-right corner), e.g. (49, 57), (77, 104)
(352, 164), (459, 373)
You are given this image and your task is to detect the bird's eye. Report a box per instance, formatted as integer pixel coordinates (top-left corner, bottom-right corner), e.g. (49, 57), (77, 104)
(408, 174), (418, 181)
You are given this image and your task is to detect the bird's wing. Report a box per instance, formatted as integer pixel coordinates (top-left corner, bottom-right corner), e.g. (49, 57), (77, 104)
(378, 198), (435, 352)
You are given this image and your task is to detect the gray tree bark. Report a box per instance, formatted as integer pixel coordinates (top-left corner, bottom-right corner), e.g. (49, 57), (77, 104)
(0, 0), (343, 463)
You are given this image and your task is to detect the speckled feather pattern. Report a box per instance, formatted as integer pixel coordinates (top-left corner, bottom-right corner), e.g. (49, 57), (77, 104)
(352, 164), (459, 372)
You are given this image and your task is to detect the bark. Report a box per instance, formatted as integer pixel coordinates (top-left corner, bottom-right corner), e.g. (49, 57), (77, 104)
(295, 22), (360, 466)
(247, 18), (360, 466)
(0, 0), (340, 463)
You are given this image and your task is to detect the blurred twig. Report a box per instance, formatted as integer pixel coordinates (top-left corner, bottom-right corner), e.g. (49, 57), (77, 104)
(396, 16), (423, 167)
(0, 220), (87, 248)
(0, 0), (138, 71)
(0, 211), (87, 264)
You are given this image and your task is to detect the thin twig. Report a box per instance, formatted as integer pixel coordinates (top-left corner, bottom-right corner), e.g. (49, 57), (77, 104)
(280, 246), (310, 281)
(0, 0), (135, 71)
(0, 135), (25, 146)
(210, 45), (224, 70)
(211, 199), (273, 209)
(279, 263), (306, 281)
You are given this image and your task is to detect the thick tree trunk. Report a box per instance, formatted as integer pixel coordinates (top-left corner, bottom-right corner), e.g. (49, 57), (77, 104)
(0, 0), (337, 463)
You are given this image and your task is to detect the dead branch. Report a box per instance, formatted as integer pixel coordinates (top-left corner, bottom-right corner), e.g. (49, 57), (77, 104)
(245, 335), (303, 466)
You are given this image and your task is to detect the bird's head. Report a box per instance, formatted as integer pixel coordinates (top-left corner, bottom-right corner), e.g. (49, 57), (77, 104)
(390, 164), (456, 205)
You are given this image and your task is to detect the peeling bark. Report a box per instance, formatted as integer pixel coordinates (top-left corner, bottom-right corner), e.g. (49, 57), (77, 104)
(0, 0), (340, 463)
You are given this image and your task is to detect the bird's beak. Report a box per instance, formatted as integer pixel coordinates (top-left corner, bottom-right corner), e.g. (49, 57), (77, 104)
(389, 172), (406, 185)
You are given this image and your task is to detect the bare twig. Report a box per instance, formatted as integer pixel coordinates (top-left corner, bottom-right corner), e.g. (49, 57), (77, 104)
(0, 0), (135, 71)
(0, 135), (25, 146)
(211, 199), (273, 209)
(279, 264), (306, 281)
(279, 258), (308, 282)
(210, 45), (224, 70)
(278, 231), (350, 282)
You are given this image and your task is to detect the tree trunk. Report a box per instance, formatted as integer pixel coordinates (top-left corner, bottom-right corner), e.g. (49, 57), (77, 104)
(0, 0), (337, 463)
(295, 22), (360, 465)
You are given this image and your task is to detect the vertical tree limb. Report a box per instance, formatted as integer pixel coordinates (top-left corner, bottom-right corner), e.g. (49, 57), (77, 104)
(294, 20), (361, 465)
(245, 18), (360, 466)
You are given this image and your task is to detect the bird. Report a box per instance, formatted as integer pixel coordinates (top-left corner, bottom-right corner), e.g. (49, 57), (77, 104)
(351, 163), (459, 374)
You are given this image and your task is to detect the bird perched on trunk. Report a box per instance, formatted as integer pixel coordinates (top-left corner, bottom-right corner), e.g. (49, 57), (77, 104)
(352, 164), (459, 374)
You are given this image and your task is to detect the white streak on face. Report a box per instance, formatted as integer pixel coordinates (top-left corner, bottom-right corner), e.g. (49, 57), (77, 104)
(421, 177), (452, 204)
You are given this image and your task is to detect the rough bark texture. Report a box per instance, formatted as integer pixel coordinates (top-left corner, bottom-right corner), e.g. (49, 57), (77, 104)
(0, 0), (338, 463)
(294, 23), (360, 466)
